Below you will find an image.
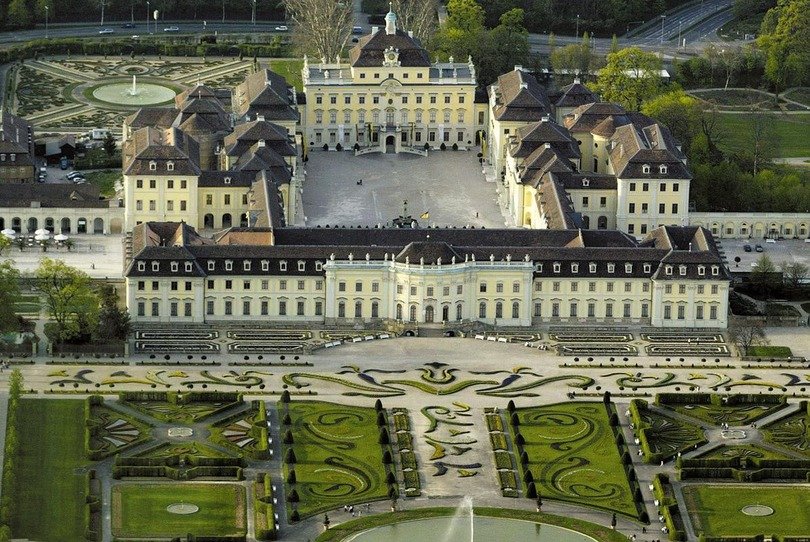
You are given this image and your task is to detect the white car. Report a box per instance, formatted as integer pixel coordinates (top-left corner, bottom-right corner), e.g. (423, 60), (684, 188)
(164, 26), (179, 32)
(274, 25), (288, 31)
(98, 28), (114, 34)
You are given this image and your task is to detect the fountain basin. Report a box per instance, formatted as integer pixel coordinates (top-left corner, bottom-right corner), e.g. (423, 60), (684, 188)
(91, 81), (177, 106)
(344, 516), (598, 542)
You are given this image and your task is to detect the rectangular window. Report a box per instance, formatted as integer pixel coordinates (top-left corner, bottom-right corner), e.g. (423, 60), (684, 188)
(605, 303), (613, 318)
(137, 302), (145, 316)
(297, 301), (305, 316)
(710, 305), (718, 319)
(170, 281), (178, 291)
(297, 280), (305, 291)
(149, 200), (156, 211)
(279, 301), (287, 316)
(571, 282), (578, 292)
(588, 303), (595, 317)
(589, 282), (596, 292)
(261, 280), (269, 290)
(496, 283), (503, 293)
(206, 300), (214, 315)
(427, 286), (434, 297)
(151, 302), (159, 317)
(167, 200), (174, 211)
(624, 303), (631, 318)
(665, 284), (672, 294)
(243, 300), (251, 315)
(696, 305), (704, 319)
(184, 302), (192, 317)
(338, 282), (346, 292)
(224, 300), (232, 315)
(679, 285), (686, 294)
(641, 303), (649, 318)
(672, 203), (679, 214)
(315, 301), (323, 316)
(279, 280), (287, 291)
(512, 282), (520, 293)
(244, 280), (251, 290)
(136, 179), (143, 189)
(606, 282), (614, 292)
(457, 285), (463, 295)
(677, 305), (685, 319)
(479, 283), (487, 293)
(410, 285), (417, 296)
(149, 180), (156, 189)
(659, 203), (666, 214)
(569, 303), (577, 318)
(316, 280), (323, 291)
(711, 285), (719, 295)
(534, 302), (542, 317)
(552, 303), (560, 317)
(355, 281), (363, 292)
(664, 305), (671, 319)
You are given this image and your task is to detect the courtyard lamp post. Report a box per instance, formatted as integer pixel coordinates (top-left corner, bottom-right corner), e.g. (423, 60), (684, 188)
(146, 1), (150, 34)
(575, 14), (580, 39)
(45, 5), (49, 39)
(678, 19), (682, 47)
(251, 0), (257, 26)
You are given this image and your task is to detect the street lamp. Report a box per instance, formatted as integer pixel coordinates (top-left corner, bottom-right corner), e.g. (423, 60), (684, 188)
(45, 5), (49, 39)
(251, 0), (257, 26)
(146, 0), (150, 33)
(678, 19), (682, 47)
(222, 0), (225, 23)
(660, 14), (666, 44)
(575, 14), (580, 39)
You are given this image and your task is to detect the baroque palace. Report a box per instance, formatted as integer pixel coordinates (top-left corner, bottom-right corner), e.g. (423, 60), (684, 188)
(119, 7), (806, 330)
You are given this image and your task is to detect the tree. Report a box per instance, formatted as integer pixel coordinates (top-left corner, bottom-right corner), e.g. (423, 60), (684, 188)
(641, 90), (704, 154)
(595, 47), (663, 111)
(0, 261), (21, 334)
(389, 0), (438, 46)
(741, 110), (779, 175)
(550, 42), (594, 78)
(729, 319), (769, 355)
(283, 0), (353, 61)
(0, 235), (10, 256)
(6, 0), (33, 28)
(35, 258), (98, 343)
(102, 131), (117, 157)
(750, 254), (781, 296)
(758, 0), (810, 95)
(780, 262), (809, 289)
(94, 284), (130, 343)
(474, 8), (530, 87)
(436, 0), (485, 61)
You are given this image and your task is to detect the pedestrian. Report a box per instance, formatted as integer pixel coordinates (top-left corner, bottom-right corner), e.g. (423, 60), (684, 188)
(344, 505), (348, 512)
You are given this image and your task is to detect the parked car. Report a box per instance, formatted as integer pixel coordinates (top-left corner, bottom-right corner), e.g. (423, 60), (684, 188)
(121, 22), (135, 28)
(765, 238), (777, 244)
(755, 244), (764, 252)
(163, 26), (179, 32)
(352, 26), (363, 34)
(98, 28), (114, 34)
(274, 25), (288, 31)
(743, 244), (752, 252)
(66, 171), (84, 180)
(59, 156), (69, 170)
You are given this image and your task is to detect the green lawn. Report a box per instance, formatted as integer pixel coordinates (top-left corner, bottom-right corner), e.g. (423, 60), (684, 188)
(83, 169), (121, 198)
(269, 58), (304, 91)
(511, 402), (639, 517)
(698, 444), (793, 461)
(668, 400), (785, 426)
(8, 399), (88, 541)
(684, 485), (810, 537)
(785, 88), (810, 107)
(281, 400), (390, 518)
(112, 483), (246, 537)
(747, 345), (793, 357)
(715, 113), (810, 158)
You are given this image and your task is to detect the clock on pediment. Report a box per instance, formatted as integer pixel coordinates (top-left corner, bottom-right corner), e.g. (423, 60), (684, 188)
(382, 46), (401, 67)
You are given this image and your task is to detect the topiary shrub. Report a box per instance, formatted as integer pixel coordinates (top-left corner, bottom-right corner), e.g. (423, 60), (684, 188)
(354, 143), (360, 151)
(523, 469), (533, 484)
(282, 413), (292, 425)
(375, 399), (384, 412)
(440, 142), (447, 151)
(379, 428), (390, 445)
(386, 471), (396, 484)
(290, 509), (300, 522)
(377, 411), (387, 427)
(507, 400), (516, 413)
(520, 450), (529, 466)
(526, 481), (537, 498)
(383, 450), (393, 464)
(511, 412), (520, 426)
(287, 489), (299, 502)
(452, 143), (458, 151)
(322, 144), (329, 151)
(336, 143), (343, 152)
(280, 390), (291, 403)
(283, 430), (294, 444)
(287, 469), (296, 484)
(515, 433), (525, 446)
(285, 449), (296, 464)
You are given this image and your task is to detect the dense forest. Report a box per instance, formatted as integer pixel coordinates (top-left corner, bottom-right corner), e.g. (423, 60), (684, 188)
(0, 0), (285, 29)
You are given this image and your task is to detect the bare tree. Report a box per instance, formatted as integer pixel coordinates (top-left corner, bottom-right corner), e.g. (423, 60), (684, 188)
(284, 0), (353, 61)
(780, 262), (809, 289)
(389, 0), (438, 46)
(748, 109), (779, 176)
(729, 319), (769, 356)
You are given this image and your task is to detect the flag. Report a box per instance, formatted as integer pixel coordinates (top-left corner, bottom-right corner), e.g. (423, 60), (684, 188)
(420, 211), (430, 220)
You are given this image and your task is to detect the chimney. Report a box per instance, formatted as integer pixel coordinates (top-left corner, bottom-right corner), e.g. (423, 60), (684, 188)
(257, 114), (265, 122)
(408, 30), (413, 38)
(514, 65), (523, 71)
(371, 26), (379, 35)
(258, 139), (266, 147)
(520, 82), (528, 89)
(544, 143), (551, 149)
(541, 114), (549, 122)
(574, 76), (581, 84)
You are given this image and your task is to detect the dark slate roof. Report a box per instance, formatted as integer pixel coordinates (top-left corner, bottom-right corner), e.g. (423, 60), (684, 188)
(395, 241), (461, 264)
(0, 110), (34, 156)
(349, 29), (430, 68)
(175, 83), (218, 107)
(557, 173), (617, 191)
(125, 107), (179, 130)
(550, 80), (597, 108)
(0, 183), (108, 208)
(198, 170), (255, 188)
(224, 120), (295, 157)
(608, 124), (690, 179)
(510, 118), (580, 159)
(233, 69), (298, 120)
(491, 69), (552, 121)
(536, 173), (581, 230)
(564, 102), (627, 133)
(123, 127), (201, 176)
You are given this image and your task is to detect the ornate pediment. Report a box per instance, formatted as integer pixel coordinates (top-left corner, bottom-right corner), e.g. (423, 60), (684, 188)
(382, 46), (401, 67)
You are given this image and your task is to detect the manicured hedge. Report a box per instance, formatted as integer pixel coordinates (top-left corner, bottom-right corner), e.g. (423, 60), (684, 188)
(254, 473), (277, 540)
(652, 473), (687, 541)
(490, 432), (508, 450)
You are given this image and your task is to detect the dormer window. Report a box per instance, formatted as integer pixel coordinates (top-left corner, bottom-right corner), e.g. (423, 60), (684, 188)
(280, 260), (288, 271)
(0, 154), (5, 161)
(711, 265), (719, 276)
(225, 260), (233, 271)
(261, 260), (269, 271)
(698, 265), (706, 276)
(642, 164), (651, 174)
(571, 263), (579, 273)
(171, 261), (179, 272)
(167, 161), (175, 171)
(10, 154), (15, 162)
(315, 261), (324, 271)
(149, 161), (157, 171)
(625, 263), (633, 274)
(607, 263), (615, 274)
(643, 263), (652, 273)
(665, 265), (673, 275)
(152, 262), (160, 272)
(582, 178), (590, 187)
(589, 262), (597, 273)
(244, 261), (251, 271)
(138, 261), (146, 271)
(679, 265), (687, 276)
(659, 165), (667, 174)
(298, 261), (306, 271)
(553, 262), (561, 273)
(224, 177), (231, 185)
(207, 260), (215, 271)
(185, 262), (192, 272)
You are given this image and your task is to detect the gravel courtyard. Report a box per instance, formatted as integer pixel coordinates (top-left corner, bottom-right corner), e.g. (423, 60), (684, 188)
(301, 149), (506, 228)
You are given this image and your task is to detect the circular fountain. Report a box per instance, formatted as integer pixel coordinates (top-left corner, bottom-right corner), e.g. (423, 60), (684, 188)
(344, 498), (597, 542)
(91, 75), (176, 106)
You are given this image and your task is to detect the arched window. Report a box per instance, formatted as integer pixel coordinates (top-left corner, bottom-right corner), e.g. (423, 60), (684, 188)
(354, 301), (362, 318)
(442, 305), (449, 321)
(582, 215), (590, 229)
(597, 216), (608, 230)
(371, 301), (379, 318)
(456, 304), (463, 321)
(409, 305), (417, 321)
(512, 302), (519, 319)
(478, 302), (486, 319)
(396, 303), (403, 320)
(495, 302), (503, 319)
(338, 301), (346, 318)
